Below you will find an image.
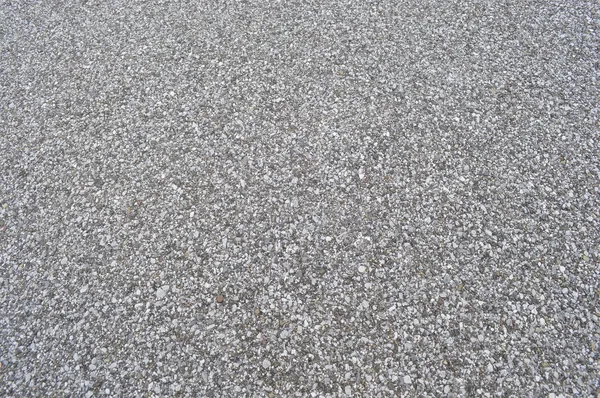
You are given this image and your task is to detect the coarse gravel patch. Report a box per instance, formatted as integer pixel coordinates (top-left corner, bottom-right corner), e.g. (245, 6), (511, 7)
(1, 0), (599, 397)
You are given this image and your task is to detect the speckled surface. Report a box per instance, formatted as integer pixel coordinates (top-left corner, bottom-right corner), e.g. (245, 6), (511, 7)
(1, 1), (599, 396)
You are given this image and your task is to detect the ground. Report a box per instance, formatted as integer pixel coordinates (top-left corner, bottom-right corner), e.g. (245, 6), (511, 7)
(1, 0), (599, 396)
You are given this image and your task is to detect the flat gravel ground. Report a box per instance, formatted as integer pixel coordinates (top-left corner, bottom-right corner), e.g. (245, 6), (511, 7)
(1, 1), (599, 396)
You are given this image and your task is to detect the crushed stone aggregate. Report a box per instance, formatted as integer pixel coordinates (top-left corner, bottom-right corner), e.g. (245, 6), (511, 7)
(1, 0), (599, 396)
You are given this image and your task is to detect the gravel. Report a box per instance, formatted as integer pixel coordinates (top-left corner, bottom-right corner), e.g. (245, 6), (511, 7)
(1, 0), (599, 396)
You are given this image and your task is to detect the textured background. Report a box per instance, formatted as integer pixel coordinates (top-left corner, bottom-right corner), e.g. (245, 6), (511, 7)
(1, 0), (599, 396)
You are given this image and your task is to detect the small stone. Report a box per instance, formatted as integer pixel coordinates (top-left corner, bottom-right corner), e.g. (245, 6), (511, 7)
(262, 359), (271, 369)
(216, 295), (224, 303)
(444, 385), (451, 394)
(156, 285), (169, 300)
(403, 375), (411, 384)
(539, 318), (546, 326)
(345, 386), (352, 395)
(358, 265), (366, 273)
(487, 363), (494, 372)
(548, 393), (556, 398)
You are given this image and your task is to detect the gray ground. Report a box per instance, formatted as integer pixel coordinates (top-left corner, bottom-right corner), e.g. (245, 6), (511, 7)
(1, 0), (599, 396)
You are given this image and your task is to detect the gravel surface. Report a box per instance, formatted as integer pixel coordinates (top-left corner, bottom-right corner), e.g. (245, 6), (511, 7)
(1, 0), (599, 396)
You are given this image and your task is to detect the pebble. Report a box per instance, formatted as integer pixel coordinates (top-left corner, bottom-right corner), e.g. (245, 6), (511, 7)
(262, 359), (271, 369)
(358, 265), (366, 273)
(403, 375), (411, 384)
(156, 285), (169, 300)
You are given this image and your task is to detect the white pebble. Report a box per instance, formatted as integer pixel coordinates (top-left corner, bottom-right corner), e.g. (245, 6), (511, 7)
(156, 285), (169, 300)
(358, 167), (365, 180)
